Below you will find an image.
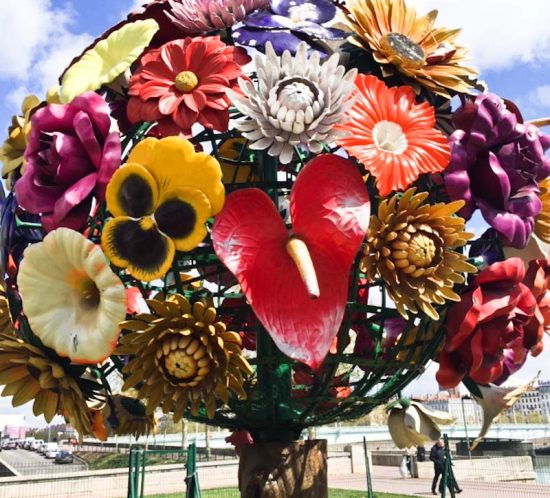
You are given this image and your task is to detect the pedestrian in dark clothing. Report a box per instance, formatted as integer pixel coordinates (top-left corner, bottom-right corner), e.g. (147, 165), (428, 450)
(417, 445), (426, 462)
(429, 439), (462, 495)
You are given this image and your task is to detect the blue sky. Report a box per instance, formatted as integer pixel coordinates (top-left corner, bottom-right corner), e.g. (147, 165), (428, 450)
(1, 0), (550, 424)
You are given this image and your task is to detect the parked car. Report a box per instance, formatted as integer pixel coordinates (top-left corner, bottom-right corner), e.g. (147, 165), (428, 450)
(31, 439), (44, 451)
(54, 450), (74, 464)
(4, 440), (17, 450)
(37, 443), (47, 454)
(43, 442), (59, 458)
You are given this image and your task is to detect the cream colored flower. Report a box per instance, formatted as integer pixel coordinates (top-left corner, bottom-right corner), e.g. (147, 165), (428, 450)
(60, 19), (159, 104)
(17, 228), (127, 364)
(229, 41), (357, 164)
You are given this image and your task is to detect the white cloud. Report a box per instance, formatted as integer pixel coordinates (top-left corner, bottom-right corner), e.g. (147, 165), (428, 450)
(0, 0), (92, 110)
(409, 0), (550, 71)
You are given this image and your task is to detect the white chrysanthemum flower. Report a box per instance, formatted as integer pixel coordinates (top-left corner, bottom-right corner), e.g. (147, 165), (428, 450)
(229, 42), (358, 164)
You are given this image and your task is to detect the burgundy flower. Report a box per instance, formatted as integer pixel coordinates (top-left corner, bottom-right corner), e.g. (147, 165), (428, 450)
(444, 94), (550, 249)
(436, 258), (545, 388)
(15, 92), (120, 232)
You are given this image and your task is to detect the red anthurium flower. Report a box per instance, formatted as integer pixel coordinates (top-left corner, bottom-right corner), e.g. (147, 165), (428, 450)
(128, 36), (250, 136)
(212, 154), (371, 370)
(436, 258), (545, 388)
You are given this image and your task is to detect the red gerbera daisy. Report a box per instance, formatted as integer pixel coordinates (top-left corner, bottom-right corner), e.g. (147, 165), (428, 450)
(335, 74), (450, 197)
(127, 36), (250, 136)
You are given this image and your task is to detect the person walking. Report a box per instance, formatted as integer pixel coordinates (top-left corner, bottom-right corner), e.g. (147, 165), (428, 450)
(430, 439), (462, 495)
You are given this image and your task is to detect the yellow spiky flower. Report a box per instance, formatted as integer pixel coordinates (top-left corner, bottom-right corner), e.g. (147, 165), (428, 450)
(362, 189), (476, 320)
(340, 0), (478, 97)
(102, 394), (156, 438)
(535, 178), (550, 243)
(0, 333), (95, 437)
(117, 294), (253, 420)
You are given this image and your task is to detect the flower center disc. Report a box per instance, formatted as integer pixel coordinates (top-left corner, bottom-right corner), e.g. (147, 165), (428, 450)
(380, 33), (426, 69)
(277, 78), (317, 111)
(66, 269), (101, 310)
(175, 71), (198, 92)
(164, 348), (198, 381)
(372, 120), (408, 154)
(408, 233), (436, 267)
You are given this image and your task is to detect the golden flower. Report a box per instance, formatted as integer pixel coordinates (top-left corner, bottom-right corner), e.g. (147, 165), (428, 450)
(218, 138), (259, 185)
(0, 95), (40, 189)
(0, 282), (14, 335)
(341, 0), (478, 97)
(60, 19), (159, 104)
(17, 228), (127, 364)
(396, 322), (441, 364)
(362, 189), (476, 320)
(102, 394), (156, 438)
(117, 294), (252, 420)
(102, 137), (224, 281)
(0, 333), (94, 436)
(535, 178), (550, 243)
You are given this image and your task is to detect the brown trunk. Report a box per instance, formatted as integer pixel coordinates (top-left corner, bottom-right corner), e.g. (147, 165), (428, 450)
(238, 439), (328, 498)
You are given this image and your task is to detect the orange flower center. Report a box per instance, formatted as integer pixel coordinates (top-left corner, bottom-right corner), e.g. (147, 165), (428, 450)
(372, 120), (408, 154)
(163, 348), (198, 380)
(380, 33), (426, 69)
(175, 71), (198, 92)
(408, 233), (436, 267)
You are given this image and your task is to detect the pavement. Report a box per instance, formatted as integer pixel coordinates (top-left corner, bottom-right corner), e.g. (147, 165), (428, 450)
(0, 448), (86, 476)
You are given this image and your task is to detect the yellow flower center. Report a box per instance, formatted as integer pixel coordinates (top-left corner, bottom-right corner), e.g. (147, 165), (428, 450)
(139, 216), (156, 231)
(380, 33), (426, 69)
(164, 348), (198, 380)
(174, 71), (199, 92)
(65, 269), (100, 310)
(408, 233), (436, 268)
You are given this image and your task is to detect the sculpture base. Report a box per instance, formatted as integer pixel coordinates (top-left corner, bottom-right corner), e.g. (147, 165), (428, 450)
(238, 439), (328, 498)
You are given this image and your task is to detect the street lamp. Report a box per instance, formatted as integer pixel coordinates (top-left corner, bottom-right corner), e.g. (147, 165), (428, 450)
(460, 395), (472, 461)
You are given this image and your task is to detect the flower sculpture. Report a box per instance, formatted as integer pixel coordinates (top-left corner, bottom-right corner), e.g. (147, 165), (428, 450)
(167, 0), (269, 34)
(445, 93), (550, 249)
(341, 0), (478, 96)
(363, 188), (475, 320)
(336, 75), (450, 196)
(0, 95), (40, 189)
(234, 0), (345, 55)
(0, 0), (549, 471)
(0, 332), (97, 436)
(15, 92), (121, 232)
(17, 228), (127, 364)
(127, 36), (250, 135)
(116, 294), (252, 419)
(387, 399), (455, 449)
(437, 258), (545, 387)
(102, 136), (224, 281)
(230, 42), (357, 164)
(213, 154), (370, 369)
(60, 19), (160, 104)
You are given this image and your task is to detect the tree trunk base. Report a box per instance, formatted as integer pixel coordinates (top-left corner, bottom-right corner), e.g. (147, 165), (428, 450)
(238, 439), (328, 498)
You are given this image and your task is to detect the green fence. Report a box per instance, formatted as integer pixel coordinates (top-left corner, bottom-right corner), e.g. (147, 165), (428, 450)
(127, 443), (201, 498)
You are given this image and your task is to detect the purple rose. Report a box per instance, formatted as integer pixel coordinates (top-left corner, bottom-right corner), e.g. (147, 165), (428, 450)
(15, 92), (121, 232)
(444, 93), (550, 249)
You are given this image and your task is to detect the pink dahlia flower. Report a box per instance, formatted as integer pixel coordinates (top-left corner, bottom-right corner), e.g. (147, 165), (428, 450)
(15, 92), (121, 232)
(127, 36), (250, 135)
(167, 0), (269, 34)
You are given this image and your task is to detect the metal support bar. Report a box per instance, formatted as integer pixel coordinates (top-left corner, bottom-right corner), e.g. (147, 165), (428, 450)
(363, 437), (374, 498)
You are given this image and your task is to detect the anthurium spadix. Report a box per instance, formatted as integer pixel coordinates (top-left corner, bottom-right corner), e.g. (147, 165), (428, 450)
(212, 154), (371, 369)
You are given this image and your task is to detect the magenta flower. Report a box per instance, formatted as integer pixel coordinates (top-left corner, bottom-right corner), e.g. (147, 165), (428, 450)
(15, 92), (121, 232)
(444, 93), (550, 249)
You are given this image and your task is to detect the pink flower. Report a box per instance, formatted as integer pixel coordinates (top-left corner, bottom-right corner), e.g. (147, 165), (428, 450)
(15, 92), (120, 232)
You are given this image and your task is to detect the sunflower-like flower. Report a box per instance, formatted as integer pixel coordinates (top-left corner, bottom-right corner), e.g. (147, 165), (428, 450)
(335, 74), (450, 197)
(102, 394), (156, 438)
(229, 41), (357, 164)
(60, 19), (159, 104)
(362, 189), (476, 320)
(0, 333), (95, 436)
(117, 294), (252, 420)
(102, 137), (224, 281)
(0, 95), (40, 189)
(340, 0), (478, 97)
(167, 0), (269, 34)
(535, 178), (550, 243)
(17, 228), (127, 364)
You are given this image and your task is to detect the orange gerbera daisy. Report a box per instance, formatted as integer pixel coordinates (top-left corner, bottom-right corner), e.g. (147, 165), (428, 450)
(341, 0), (478, 97)
(335, 74), (450, 197)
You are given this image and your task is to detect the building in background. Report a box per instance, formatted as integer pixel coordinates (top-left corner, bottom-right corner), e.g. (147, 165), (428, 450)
(1, 413), (26, 439)
(415, 390), (482, 425)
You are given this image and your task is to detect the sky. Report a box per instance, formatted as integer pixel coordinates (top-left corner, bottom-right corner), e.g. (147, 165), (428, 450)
(1, 0), (550, 425)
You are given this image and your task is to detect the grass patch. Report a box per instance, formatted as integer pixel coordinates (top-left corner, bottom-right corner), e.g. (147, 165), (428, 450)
(147, 489), (413, 498)
(75, 451), (186, 470)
